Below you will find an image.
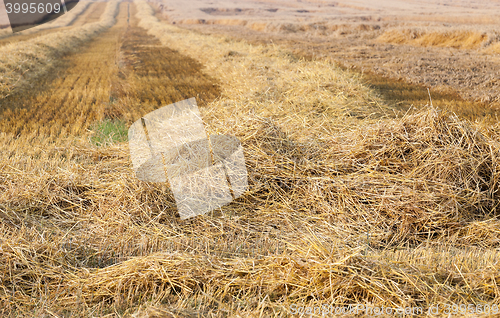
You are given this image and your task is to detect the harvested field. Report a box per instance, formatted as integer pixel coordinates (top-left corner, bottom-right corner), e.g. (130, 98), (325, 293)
(0, 1), (93, 41)
(170, 0), (500, 112)
(71, 1), (108, 27)
(1, 0), (500, 317)
(377, 29), (489, 50)
(0, 2), (103, 47)
(117, 17), (221, 119)
(182, 23), (500, 116)
(0, 1), (123, 138)
(0, 0), (119, 99)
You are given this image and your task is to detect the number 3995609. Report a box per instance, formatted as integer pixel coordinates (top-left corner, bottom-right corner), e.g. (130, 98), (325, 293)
(5, 2), (61, 14)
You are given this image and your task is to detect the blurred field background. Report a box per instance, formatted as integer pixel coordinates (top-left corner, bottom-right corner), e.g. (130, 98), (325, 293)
(165, 0), (500, 114)
(1, 0), (500, 317)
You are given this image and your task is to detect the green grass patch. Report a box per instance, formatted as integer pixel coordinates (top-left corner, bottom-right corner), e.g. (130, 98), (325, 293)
(90, 118), (128, 146)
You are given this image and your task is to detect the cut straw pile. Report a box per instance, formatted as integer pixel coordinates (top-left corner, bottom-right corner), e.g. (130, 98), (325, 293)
(1, 1), (500, 316)
(0, 0), (119, 98)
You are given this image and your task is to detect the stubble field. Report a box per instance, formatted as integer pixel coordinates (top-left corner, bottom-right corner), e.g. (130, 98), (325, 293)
(1, 0), (500, 317)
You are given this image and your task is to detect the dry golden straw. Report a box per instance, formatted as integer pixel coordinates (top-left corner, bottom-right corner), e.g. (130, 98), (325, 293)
(0, 0), (119, 98)
(0, 1), (499, 316)
(0, 0), (93, 39)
